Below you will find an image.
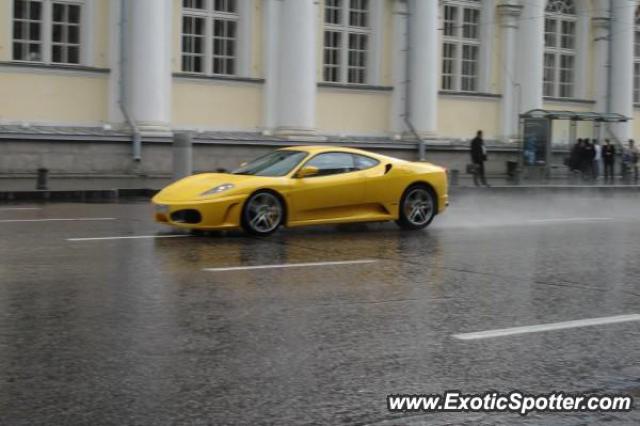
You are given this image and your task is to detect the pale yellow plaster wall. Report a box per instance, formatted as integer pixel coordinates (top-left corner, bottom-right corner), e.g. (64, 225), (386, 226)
(251, 0), (262, 78)
(0, 0), (11, 62)
(172, 0), (263, 77)
(0, 72), (108, 123)
(172, 79), (262, 130)
(380, 0), (393, 86)
(172, 0), (181, 73)
(316, 88), (390, 135)
(438, 96), (500, 139)
(315, 0), (393, 86)
(92, 0), (110, 68)
(634, 110), (640, 139)
(490, 19), (502, 94)
(0, 0), (110, 67)
(542, 102), (595, 143)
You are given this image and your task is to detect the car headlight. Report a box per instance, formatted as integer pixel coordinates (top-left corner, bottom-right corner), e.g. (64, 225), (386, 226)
(200, 183), (234, 196)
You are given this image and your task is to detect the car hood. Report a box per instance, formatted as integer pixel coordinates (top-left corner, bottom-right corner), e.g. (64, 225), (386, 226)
(152, 173), (273, 203)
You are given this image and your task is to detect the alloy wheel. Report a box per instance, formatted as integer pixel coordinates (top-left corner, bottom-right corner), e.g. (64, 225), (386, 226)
(246, 192), (283, 234)
(403, 187), (434, 226)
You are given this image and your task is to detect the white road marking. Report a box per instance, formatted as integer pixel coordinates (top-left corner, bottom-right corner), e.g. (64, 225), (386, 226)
(67, 234), (191, 241)
(527, 217), (613, 224)
(203, 259), (378, 272)
(0, 207), (42, 211)
(453, 314), (640, 340)
(0, 217), (116, 223)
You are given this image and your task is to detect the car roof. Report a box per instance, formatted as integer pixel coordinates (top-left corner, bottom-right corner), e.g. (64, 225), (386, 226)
(279, 145), (380, 156)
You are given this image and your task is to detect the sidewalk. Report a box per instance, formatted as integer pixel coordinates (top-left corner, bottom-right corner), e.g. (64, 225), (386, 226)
(453, 174), (640, 187)
(0, 175), (638, 202)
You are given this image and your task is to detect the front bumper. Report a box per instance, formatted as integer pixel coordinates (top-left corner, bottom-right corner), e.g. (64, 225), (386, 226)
(439, 193), (449, 213)
(153, 195), (245, 230)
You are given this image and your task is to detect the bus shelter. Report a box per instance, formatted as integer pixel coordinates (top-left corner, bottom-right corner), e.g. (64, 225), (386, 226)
(518, 109), (629, 178)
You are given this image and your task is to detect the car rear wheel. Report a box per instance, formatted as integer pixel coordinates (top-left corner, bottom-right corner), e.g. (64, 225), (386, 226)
(396, 184), (436, 230)
(241, 191), (284, 236)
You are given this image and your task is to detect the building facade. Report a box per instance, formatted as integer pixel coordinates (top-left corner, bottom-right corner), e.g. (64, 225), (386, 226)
(0, 0), (639, 180)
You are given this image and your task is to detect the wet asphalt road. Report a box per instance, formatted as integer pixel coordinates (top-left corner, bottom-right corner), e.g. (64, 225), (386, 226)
(1, 192), (640, 425)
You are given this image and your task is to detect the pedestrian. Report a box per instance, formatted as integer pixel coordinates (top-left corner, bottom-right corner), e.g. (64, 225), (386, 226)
(569, 139), (582, 172)
(602, 139), (615, 183)
(581, 139), (595, 181)
(470, 130), (489, 187)
(592, 139), (601, 181)
(626, 139), (639, 183)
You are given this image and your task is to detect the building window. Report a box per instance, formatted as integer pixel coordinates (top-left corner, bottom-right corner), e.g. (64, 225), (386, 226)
(12, 0), (82, 64)
(323, 0), (371, 84)
(181, 0), (238, 76)
(441, 0), (481, 92)
(544, 0), (576, 98)
(634, 7), (640, 104)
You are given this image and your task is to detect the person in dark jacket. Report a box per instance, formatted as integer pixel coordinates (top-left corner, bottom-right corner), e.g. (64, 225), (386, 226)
(470, 130), (488, 187)
(569, 139), (583, 172)
(602, 139), (615, 183)
(581, 140), (595, 180)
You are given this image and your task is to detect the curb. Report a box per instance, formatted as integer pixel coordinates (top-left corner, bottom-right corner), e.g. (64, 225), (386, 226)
(450, 185), (640, 195)
(0, 188), (159, 202)
(1, 186), (638, 202)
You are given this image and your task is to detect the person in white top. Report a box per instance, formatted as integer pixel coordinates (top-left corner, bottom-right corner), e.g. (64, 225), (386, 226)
(592, 139), (602, 181)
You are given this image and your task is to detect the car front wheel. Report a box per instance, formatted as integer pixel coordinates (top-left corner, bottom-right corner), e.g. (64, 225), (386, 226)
(241, 191), (284, 236)
(396, 184), (436, 230)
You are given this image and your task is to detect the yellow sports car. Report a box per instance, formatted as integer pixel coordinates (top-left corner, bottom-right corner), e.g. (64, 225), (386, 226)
(152, 146), (448, 235)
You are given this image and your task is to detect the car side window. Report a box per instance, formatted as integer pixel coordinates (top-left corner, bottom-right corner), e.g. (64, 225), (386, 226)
(305, 153), (357, 177)
(353, 154), (380, 170)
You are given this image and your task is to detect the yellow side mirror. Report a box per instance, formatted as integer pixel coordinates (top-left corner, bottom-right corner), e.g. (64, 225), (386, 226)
(296, 166), (319, 178)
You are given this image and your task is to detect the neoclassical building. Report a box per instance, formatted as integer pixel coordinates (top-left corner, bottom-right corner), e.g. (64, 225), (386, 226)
(0, 0), (639, 176)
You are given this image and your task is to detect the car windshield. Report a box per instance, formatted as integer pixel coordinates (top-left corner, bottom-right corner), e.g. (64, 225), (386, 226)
(232, 150), (308, 177)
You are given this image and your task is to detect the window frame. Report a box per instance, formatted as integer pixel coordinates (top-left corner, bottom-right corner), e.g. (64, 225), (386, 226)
(297, 152), (377, 178)
(11, 0), (85, 66)
(543, 0), (577, 98)
(440, 0), (481, 93)
(322, 0), (372, 85)
(181, 0), (240, 77)
(353, 154), (380, 171)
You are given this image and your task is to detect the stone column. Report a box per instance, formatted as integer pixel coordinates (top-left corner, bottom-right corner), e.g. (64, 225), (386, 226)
(478, 0), (496, 93)
(609, 0), (635, 141)
(274, 0), (316, 135)
(262, 0), (279, 131)
(497, 0), (522, 141)
(515, 0), (545, 114)
(125, 0), (172, 134)
(591, 1), (610, 114)
(390, 0), (408, 135)
(407, 0), (439, 138)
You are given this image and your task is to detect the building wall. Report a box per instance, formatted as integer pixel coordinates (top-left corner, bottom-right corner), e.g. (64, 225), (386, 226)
(489, 17), (502, 95)
(0, 1), (10, 62)
(0, 0), (111, 66)
(438, 96), (500, 140)
(0, 0), (638, 141)
(0, 70), (109, 125)
(543, 101), (595, 143)
(316, 87), (391, 135)
(91, 0), (111, 69)
(0, 0), (110, 125)
(172, 78), (263, 130)
(634, 110), (640, 138)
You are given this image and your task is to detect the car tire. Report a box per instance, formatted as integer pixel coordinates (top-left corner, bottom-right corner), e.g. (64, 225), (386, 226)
(396, 184), (437, 230)
(241, 190), (284, 236)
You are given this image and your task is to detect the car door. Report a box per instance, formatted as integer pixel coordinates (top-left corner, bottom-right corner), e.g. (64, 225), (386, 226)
(287, 152), (367, 223)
